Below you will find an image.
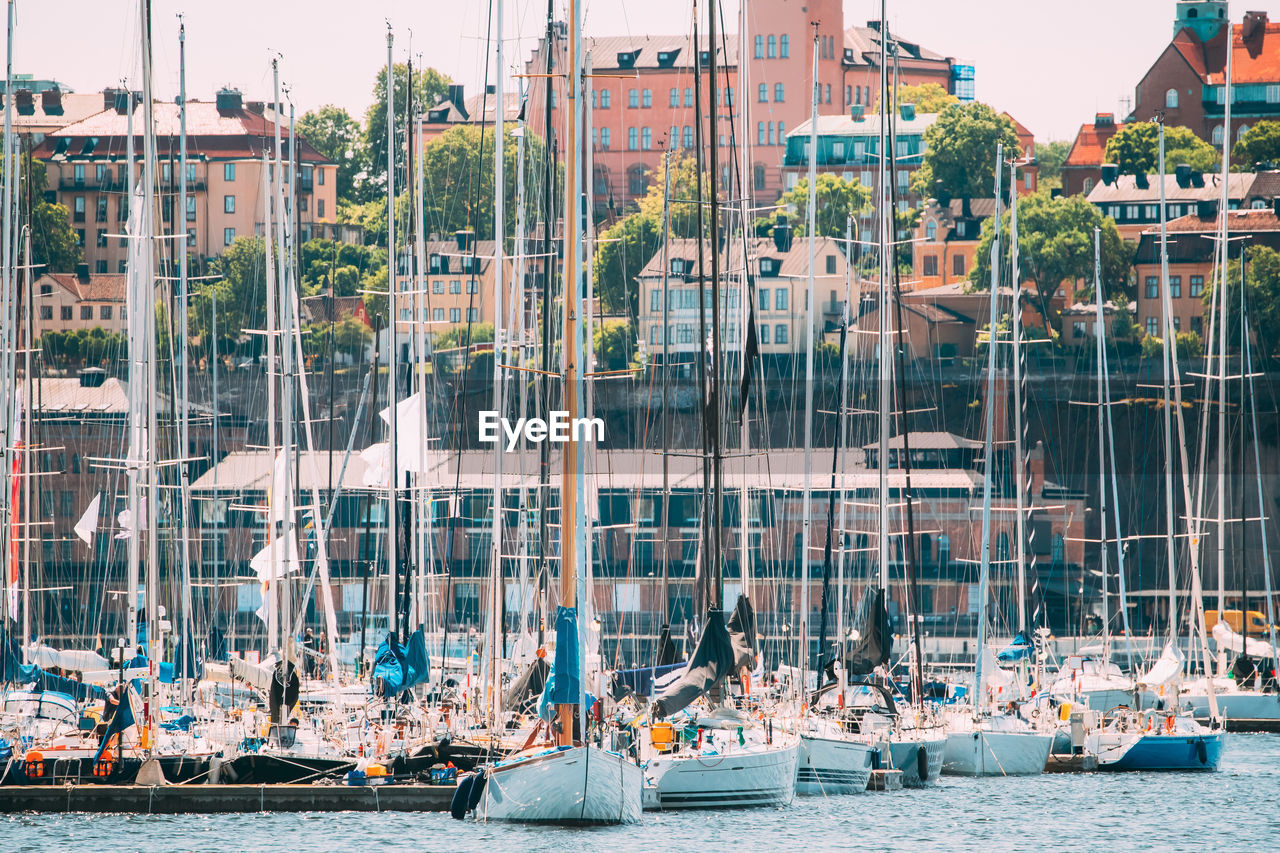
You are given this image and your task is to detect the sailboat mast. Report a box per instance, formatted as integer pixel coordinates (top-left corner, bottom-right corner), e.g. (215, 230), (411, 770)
(876, 0), (891, 600)
(1092, 228), (1110, 662)
(261, 150), (279, 654)
(1214, 39), (1233, 622)
(798, 30), (819, 685)
(706, 0), (724, 612)
(659, 151), (671, 632)
(557, 0), (584, 746)
(1157, 122), (1177, 639)
(384, 27), (400, 638)
(1, 0), (14, 632)
(1009, 162), (1028, 634)
(176, 16), (194, 702)
(488, 0), (506, 729)
(974, 143), (1004, 713)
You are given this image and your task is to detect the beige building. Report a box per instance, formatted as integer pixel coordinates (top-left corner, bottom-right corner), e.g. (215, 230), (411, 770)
(33, 268), (127, 337)
(35, 89), (338, 274)
(637, 231), (849, 360)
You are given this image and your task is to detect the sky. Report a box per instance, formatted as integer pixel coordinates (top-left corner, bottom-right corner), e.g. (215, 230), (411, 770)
(11, 1), (1280, 142)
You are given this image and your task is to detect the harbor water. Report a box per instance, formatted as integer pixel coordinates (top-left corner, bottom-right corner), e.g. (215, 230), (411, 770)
(5, 734), (1279, 852)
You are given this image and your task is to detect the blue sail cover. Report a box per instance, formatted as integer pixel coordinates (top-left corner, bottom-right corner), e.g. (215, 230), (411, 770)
(538, 606), (582, 721)
(372, 627), (430, 698)
(997, 631), (1035, 663)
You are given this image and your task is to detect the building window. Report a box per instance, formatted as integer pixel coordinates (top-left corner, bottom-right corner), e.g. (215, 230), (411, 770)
(600, 90), (611, 108)
(628, 167), (647, 196)
(845, 85), (852, 106)
(1237, 124), (1250, 142)
(926, 220), (937, 240)
(1145, 317), (1159, 336)
(96, 197), (107, 222)
(1190, 275), (1204, 297)
(649, 324), (658, 345)
(767, 35), (776, 58)
(682, 126), (693, 148)
(186, 196), (196, 222)
(318, 169), (325, 185)
(40, 305), (52, 321)
(758, 288), (770, 311)
(299, 196), (308, 212)
(757, 122), (766, 145)
(1212, 125), (1224, 146)
(758, 83), (768, 103)
(776, 289), (788, 311)
(923, 255), (938, 276)
(61, 306), (72, 320)
(1165, 88), (1178, 109)
(669, 88), (678, 107)
(318, 199), (326, 218)
(1144, 276), (1158, 299)
(755, 35), (764, 58)
(642, 89), (652, 108)
(754, 163), (766, 190)
(467, 308), (478, 322)
(1170, 276), (1182, 299)
(774, 82), (785, 103)
(95, 260), (107, 274)
(684, 88), (693, 107)
(1191, 315), (1203, 335)
(760, 324), (770, 344)
(768, 122), (775, 145)
(73, 196), (85, 221)
(450, 308), (462, 323)
(778, 121), (785, 141)
(826, 255), (837, 275)
(224, 227), (235, 246)
(628, 89), (638, 108)
(224, 163), (236, 182)
(953, 254), (965, 276)
(466, 280), (478, 294)
(628, 127), (638, 150)
(775, 323), (788, 344)
(601, 128), (611, 149)
(100, 305), (113, 320)
(642, 127), (652, 150)
(780, 34), (789, 58)
(80, 305), (93, 320)
(224, 195), (235, 214)
(651, 289), (661, 312)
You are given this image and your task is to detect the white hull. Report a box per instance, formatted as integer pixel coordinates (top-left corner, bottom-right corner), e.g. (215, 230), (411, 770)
(1077, 688), (1136, 713)
(480, 745), (642, 824)
(886, 734), (947, 787)
(796, 733), (873, 795)
(1186, 689), (1280, 730)
(942, 730), (1052, 776)
(644, 742), (797, 809)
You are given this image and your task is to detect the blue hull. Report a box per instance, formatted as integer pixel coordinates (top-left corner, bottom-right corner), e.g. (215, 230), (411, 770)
(1106, 733), (1224, 772)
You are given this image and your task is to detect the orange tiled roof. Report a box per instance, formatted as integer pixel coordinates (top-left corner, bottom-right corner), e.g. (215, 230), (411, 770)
(40, 273), (126, 303)
(1171, 19), (1280, 85)
(1064, 119), (1124, 169)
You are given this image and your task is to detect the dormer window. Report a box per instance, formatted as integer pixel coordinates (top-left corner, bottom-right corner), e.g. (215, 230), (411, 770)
(617, 51), (638, 68)
(699, 50), (711, 67)
(656, 49), (679, 68)
(670, 258), (687, 276)
(759, 258), (781, 277)
(429, 253), (447, 274)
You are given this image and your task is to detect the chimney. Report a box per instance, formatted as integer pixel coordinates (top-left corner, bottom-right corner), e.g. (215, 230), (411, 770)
(215, 88), (242, 113)
(1134, 171), (1149, 190)
(773, 214), (793, 253)
(899, 103), (916, 121)
(1095, 112), (1114, 128)
(245, 100), (265, 114)
(1273, 196), (1280, 218)
(448, 84), (468, 119)
(850, 104), (865, 122)
(114, 90), (133, 114)
(961, 197), (972, 218)
(935, 180), (951, 208)
(40, 88), (63, 116)
(103, 88), (118, 110)
(1100, 163), (1119, 186)
(79, 368), (106, 388)
(455, 229), (475, 252)
(1243, 11), (1268, 44)
(1175, 163), (1191, 188)
(75, 262), (90, 283)
(14, 88), (33, 116)
(1197, 199), (1218, 220)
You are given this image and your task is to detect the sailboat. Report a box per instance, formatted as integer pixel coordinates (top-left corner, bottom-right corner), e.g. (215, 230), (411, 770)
(941, 144), (1052, 777)
(465, 0), (641, 823)
(1085, 121), (1225, 772)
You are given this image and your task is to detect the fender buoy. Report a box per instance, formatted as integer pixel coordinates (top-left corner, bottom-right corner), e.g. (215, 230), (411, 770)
(450, 773), (477, 820)
(916, 744), (930, 782)
(1196, 739), (1208, 765)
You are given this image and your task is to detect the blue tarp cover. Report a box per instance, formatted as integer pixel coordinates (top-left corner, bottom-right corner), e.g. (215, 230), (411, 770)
(372, 627), (430, 698)
(538, 606), (582, 720)
(997, 631), (1035, 663)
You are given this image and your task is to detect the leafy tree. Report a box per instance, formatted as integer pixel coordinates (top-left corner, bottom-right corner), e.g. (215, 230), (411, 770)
(910, 102), (1021, 200)
(29, 158), (82, 273)
(40, 327), (127, 370)
(1035, 139), (1072, 188)
(634, 153), (709, 239)
(1140, 330), (1203, 360)
(1232, 120), (1280, 170)
(1202, 245), (1280, 360)
(361, 63), (452, 198)
(873, 82), (958, 115)
(757, 173), (871, 239)
(969, 192), (1132, 328)
(296, 105), (362, 203)
(593, 319), (637, 371)
(1103, 122), (1217, 175)
(298, 238), (387, 298)
(190, 236), (269, 356)
(302, 315), (371, 364)
(434, 322), (494, 351)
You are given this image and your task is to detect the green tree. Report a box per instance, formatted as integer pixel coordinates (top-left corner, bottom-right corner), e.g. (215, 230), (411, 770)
(593, 319), (637, 371)
(757, 173), (871, 239)
(634, 153), (708, 239)
(1035, 139), (1072, 188)
(361, 63), (452, 198)
(190, 236), (269, 356)
(434, 322), (494, 351)
(1202, 245), (1280, 360)
(1141, 330), (1204, 360)
(296, 105), (362, 203)
(1232, 120), (1280, 170)
(873, 82), (958, 115)
(298, 238), (387, 297)
(911, 102), (1021, 200)
(1103, 122), (1217, 175)
(29, 158), (82, 273)
(969, 192), (1132, 329)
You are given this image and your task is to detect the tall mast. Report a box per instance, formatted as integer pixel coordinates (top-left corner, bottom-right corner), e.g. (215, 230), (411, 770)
(1010, 161), (1028, 634)
(275, 68), (296, 673)
(1092, 228), (1110, 662)
(261, 150), (279, 654)
(659, 151), (671, 636)
(1214, 38), (1233, 626)
(798, 28), (818, 685)
(973, 143), (1003, 715)
(875, 0), (891, 600)
(488, 0), (506, 728)
(1157, 122), (1177, 640)
(557, 0), (585, 747)
(384, 27), (400, 637)
(1, 0), (15, 631)
(706, 0), (724, 613)
(176, 16), (194, 702)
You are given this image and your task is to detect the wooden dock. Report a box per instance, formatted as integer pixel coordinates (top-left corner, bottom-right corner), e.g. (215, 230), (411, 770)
(867, 769), (904, 791)
(0, 783), (457, 814)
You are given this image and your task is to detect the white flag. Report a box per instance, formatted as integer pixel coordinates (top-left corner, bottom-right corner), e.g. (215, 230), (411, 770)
(74, 493), (101, 545)
(115, 497), (145, 540)
(249, 535), (302, 582)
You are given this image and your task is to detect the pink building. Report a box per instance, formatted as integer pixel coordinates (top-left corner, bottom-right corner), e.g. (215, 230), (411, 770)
(525, 1), (961, 217)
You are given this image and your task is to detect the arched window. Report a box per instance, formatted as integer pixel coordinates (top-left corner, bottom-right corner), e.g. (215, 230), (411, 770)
(1082, 177), (1094, 194)
(780, 34), (790, 58)
(1165, 88), (1178, 109)
(753, 163), (766, 190)
(1212, 125), (1224, 146)
(628, 166), (647, 196)
(768, 35), (777, 58)
(593, 166), (609, 196)
(1187, 7), (1198, 17)
(1237, 123), (1250, 142)
(926, 220), (937, 240)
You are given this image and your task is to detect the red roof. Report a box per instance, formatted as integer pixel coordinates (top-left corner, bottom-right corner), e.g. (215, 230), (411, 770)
(1171, 16), (1280, 85)
(39, 273), (126, 302)
(1157, 209), (1280, 234)
(1064, 118), (1124, 169)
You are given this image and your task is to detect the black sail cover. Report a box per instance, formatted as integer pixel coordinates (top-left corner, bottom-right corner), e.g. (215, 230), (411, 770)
(655, 624), (678, 667)
(844, 588), (891, 676)
(503, 657), (550, 715)
(726, 596), (757, 671)
(653, 609), (734, 719)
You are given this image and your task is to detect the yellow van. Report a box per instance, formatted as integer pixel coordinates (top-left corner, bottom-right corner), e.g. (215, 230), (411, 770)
(1204, 610), (1276, 635)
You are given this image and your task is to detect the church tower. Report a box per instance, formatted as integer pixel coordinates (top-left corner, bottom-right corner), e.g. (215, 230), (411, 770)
(1173, 1), (1228, 41)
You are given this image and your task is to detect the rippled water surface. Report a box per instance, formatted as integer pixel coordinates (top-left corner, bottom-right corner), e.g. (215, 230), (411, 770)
(7, 734), (1280, 852)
